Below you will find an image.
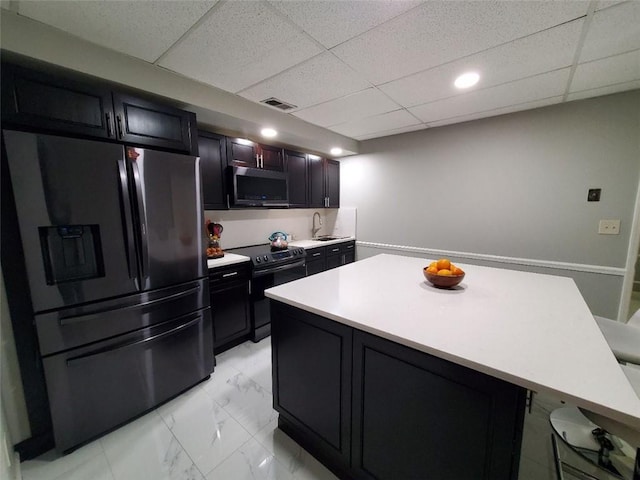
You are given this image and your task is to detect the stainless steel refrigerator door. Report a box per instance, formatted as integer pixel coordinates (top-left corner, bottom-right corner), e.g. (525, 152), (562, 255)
(128, 147), (206, 291)
(3, 130), (139, 312)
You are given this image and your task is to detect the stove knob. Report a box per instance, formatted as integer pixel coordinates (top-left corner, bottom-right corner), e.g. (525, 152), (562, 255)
(255, 256), (261, 263)
(264, 255), (269, 262)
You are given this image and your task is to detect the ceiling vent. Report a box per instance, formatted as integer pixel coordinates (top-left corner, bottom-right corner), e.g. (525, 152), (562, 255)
(260, 97), (297, 111)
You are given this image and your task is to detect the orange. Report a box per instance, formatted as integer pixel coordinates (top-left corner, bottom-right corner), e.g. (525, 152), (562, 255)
(426, 266), (438, 274)
(436, 258), (451, 271)
(428, 261), (438, 269)
(437, 269), (452, 276)
(451, 266), (464, 276)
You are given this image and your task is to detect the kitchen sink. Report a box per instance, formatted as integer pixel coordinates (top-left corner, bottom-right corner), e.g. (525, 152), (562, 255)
(312, 236), (347, 241)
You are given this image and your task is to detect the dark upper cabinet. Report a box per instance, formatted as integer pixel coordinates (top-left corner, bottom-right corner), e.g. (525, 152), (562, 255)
(1, 63), (114, 140)
(227, 137), (284, 171)
(285, 150), (308, 208)
(309, 157), (340, 208)
(325, 159), (340, 208)
(112, 93), (196, 154)
(1, 60), (197, 155)
(198, 131), (228, 210)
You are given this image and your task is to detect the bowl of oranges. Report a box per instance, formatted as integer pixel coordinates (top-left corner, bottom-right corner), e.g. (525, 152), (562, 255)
(423, 258), (465, 288)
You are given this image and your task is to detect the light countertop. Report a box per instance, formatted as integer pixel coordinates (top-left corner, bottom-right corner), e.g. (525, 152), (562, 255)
(207, 253), (250, 269)
(288, 236), (355, 249)
(265, 253), (640, 430)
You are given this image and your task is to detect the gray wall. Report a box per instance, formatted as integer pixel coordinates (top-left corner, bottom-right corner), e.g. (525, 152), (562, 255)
(342, 91), (640, 318)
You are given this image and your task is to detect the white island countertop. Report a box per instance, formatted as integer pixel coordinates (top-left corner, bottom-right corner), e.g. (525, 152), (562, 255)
(265, 253), (640, 430)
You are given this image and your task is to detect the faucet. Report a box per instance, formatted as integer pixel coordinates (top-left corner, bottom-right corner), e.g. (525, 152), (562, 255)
(312, 211), (322, 238)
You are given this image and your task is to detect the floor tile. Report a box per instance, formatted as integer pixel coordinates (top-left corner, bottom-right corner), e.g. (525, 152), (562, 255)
(21, 441), (113, 480)
(100, 410), (203, 480)
(207, 370), (278, 436)
(157, 385), (252, 476)
(205, 438), (293, 480)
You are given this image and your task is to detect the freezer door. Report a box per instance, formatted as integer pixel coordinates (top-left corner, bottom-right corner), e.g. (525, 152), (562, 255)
(128, 147), (206, 290)
(3, 130), (139, 312)
(35, 278), (209, 356)
(43, 307), (213, 452)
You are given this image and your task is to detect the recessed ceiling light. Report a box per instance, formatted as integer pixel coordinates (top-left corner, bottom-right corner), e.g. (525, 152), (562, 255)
(330, 147), (343, 156)
(261, 128), (277, 138)
(454, 72), (480, 89)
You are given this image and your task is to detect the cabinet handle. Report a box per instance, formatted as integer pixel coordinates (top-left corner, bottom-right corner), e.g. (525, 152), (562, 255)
(106, 113), (113, 137)
(347, 245), (354, 249)
(260, 154), (264, 169)
(116, 115), (124, 139)
(331, 248), (340, 253)
(222, 271), (238, 278)
(226, 194), (230, 209)
(312, 252), (322, 257)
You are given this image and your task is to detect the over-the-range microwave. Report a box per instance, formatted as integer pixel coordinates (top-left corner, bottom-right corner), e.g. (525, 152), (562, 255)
(228, 166), (289, 207)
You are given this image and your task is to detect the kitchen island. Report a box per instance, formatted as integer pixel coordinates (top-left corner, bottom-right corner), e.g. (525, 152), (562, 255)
(265, 254), (640, 479)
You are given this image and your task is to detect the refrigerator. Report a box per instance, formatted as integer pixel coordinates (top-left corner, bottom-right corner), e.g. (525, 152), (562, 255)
(3, 130), (213, 452)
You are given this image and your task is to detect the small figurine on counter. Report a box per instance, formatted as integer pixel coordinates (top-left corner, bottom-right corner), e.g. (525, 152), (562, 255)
(205, 220), (224, 258)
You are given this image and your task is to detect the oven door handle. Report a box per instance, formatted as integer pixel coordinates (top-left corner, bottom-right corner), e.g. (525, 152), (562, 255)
(253, 259), (306, 277)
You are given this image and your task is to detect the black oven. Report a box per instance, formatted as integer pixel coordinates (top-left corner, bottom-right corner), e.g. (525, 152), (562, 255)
(227, 245), (306, 341)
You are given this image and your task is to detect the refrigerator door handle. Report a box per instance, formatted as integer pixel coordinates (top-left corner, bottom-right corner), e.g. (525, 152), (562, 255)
(117, 159), (138, 282)
(65, 312), (202, 366)
(58, 284), (201, 326)
(131, 160), (150, 279)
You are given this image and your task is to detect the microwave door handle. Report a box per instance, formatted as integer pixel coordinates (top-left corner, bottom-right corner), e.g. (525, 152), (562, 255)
(117, 159), (138, 282)
(131, 160), (149, 279)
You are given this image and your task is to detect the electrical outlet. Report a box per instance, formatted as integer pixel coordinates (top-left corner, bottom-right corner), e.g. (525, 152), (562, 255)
(598, 219), (620, 235)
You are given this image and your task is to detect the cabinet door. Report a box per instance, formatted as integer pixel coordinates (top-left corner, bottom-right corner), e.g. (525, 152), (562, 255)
(199, 132), (228, 210)
(285, 150), (308, 208)
(211, 281), (250, 350)
(271, 302), (352, 466)
(259, 144), (284, 171)
(1, 63), (114, 140)
(351, 330), (525, 480)
(308, 156), (325, 208)
(344, 242), (356, 264)
(227, 138), (259, 168)
(112, 92), (196, 154)
(325, 159), (340, 208)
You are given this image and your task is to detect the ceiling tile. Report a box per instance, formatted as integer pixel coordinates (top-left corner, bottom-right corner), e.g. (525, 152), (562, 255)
(331, 1), (588, 85)
(355, 124), (427, 141)
(238, 52), (371, 110)
(158, 1), (322, 93)
(567, 79), (640, 101)
(328, 109), (421, 138)
(269, 0), (422, 49)
(580, 1), (640, 62)
(427, 96), (564, 128)
(292, 88), (401, 127)
(379, 19), (583, 108)
(17, 0), (216, 63)
(596, 0), (630, 12)
(409, 68), (571, 123)
(571, 49), (640, 92)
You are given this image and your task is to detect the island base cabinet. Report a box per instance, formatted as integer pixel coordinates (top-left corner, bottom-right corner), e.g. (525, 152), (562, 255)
(271, 303), (352, 474)
(351, 331), (526, 480)
(271, 302), (526, 480)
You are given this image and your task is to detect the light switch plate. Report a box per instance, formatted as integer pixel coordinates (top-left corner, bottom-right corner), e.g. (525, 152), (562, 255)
(598, 219), (620, 235)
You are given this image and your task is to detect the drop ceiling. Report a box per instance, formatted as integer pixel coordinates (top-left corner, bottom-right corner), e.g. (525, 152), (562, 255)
(3, 0), (640, 142)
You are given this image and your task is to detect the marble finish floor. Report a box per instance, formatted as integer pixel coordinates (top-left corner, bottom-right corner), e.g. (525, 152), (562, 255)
(20, 338), (566, 480)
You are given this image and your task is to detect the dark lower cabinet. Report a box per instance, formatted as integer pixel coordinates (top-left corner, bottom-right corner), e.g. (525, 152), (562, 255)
(305, 241), (355, 277)
(305, 246), (326, 276)
(272, 302), (526, 480)
(271, 302), (353, 476)
(209, 263), (251, 352)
